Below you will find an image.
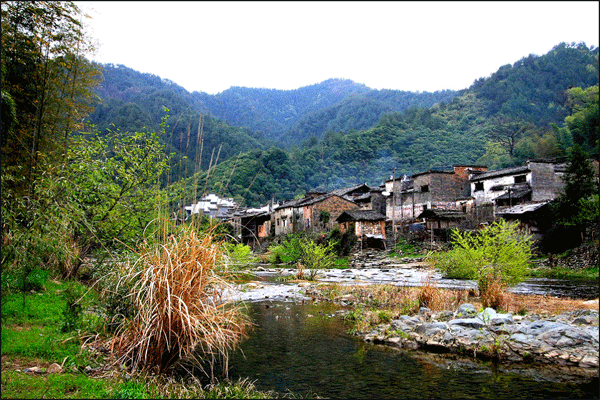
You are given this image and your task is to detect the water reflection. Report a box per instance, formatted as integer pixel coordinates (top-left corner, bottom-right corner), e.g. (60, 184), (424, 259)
(226, 301), (598, 399)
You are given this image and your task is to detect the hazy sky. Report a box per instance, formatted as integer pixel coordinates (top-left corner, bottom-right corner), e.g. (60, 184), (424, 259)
(76, 1), (599, 95)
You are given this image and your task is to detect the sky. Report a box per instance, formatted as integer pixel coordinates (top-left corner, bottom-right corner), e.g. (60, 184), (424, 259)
(76, 1), (599, 95)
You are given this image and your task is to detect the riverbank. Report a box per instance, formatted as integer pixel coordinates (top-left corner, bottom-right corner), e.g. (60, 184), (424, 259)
(305, 282), (599, 374)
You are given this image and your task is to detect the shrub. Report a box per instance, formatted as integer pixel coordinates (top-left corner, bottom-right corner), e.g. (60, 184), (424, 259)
(223, 242), (257, 269)
(298, 240), (336, 279)
(109, 226), (249, 375)
(60, 282), (84, 333)
(267, 234), (304, 264)
(417, 274), (439, 308)
(428, 220), (532, 294)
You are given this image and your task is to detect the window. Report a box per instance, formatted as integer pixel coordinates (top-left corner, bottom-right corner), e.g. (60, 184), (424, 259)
(514, 175), (526, 184)
(421, 185), (429, 193)
(474, 182), (484, 192)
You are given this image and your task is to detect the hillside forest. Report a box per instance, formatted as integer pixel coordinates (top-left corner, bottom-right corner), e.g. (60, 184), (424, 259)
(82, 42), (598, 208)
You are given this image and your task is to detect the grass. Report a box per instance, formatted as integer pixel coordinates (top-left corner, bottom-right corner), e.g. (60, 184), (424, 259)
(0, 370), (113, 399)
(109, 226), (250, 375)
(389, 239), (421, 258)
(528, 265), (599, 281)
(310, 282), (599, 331)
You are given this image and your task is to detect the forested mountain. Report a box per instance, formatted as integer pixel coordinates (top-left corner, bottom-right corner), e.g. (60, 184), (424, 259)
(89, 66), (460, 145)
(87, 42), (598, 207)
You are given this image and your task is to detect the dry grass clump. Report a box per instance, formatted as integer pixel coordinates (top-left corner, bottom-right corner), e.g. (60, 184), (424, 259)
(480, 275), (508, 310)
(314, 282), (598, 317)
(417, 275), (438, 308)
(109, 227), (249, 376)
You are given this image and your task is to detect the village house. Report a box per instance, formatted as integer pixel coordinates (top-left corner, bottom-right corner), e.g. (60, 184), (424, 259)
(229, 203), (275, 248)
(184, 193), (237, 220)
(271, 192), (359, 236)
(386, 165), (488, 222)
(330, 183), (385, 214)
(336, 209), (387, 248)
(469, 159), (567, 209)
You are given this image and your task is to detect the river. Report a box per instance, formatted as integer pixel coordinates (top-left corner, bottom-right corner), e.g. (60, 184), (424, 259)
(224, 301), (598, 399)
(211, 263), (599, 398)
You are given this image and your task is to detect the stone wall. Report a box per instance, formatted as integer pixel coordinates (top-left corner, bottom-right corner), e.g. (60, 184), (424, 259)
(303, 195), (358, 233)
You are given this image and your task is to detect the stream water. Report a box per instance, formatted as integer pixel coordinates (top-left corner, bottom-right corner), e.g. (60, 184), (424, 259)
(225, 301), (598, 399)
(247, 264), (599, 300)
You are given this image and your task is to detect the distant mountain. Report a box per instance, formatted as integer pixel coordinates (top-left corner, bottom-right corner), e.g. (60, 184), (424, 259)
(89, 67), (460, 146)
(85, 42), (599, 206)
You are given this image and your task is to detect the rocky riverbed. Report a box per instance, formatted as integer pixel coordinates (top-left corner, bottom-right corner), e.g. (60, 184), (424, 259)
(359, 303), (599, 371)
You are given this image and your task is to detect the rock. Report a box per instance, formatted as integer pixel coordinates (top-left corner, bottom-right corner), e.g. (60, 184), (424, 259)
(572, 316), (597, 326)
(449, 318), (485, 330)
(477, 308), (497, 323)
(23, 367), (45, 374)
(435, 310), (454, 322)
(47, 363), (62, 374)
(415, 322), (449, 336)
(456, 303), (477, 318)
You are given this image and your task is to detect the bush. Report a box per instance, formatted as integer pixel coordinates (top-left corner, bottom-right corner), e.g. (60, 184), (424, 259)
(110, 226), (249, 375)
(223, 242), (257, 269)
(267, 234), (304, 264)
(60, 282), (84, 332)
(327, 226), (357, 256)
(428, 220), (533, 295)
(297, 239), (336, 279)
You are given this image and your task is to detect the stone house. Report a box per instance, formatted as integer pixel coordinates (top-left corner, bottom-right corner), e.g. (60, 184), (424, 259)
(239, 211), (272, 248)
(386, 165), (488, 221)
(336, 209), (387, 248)
(272, 193), (359, 236)
(298, 194), (359, 233)
(470, 159), (567, 207)
(272, 198), (303, 236)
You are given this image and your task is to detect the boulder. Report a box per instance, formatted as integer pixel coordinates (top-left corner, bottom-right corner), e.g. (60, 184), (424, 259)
(47, 363), (62, 373)
(449, 318), (485, 330)
(455, 303), (477, 318)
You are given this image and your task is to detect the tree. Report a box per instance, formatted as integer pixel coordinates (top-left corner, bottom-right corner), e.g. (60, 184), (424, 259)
(551, 145), (599, 244)
(1, 1), (100, 198)
(428, 220), (533, 307)
(65, 118), (170, 250)
(564, 85), (599, 158)
(487, 115), (538, 159)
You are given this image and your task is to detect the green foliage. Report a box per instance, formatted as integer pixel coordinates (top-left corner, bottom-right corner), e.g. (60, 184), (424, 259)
(268, 234), (305, 264)
(298, 240), (337, 279)
(429, 220), (533, 291)
(377, 310), (392, 323)
(552, 145), (598, 227)
(268, 234), (337, 279)
(224, 242), (257, 269)
(0, 370), (112, 399)
(327, 226), (357, 257)
(60, 282), (84, 333)
(111, 381), (150, 399)
(390, 238), (420, 258)
(66, 118), (170, 248)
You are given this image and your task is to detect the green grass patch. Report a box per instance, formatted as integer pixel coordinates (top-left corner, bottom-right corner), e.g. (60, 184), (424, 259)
(332, 257), (350, 269)
(0, 370), (114, 399)
(528, 265), (599, 281)
(389, 239), (421, 258)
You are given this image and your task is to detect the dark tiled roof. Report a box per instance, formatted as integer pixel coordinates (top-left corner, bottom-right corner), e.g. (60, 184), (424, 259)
(417, 209), (468, 220)
(331, 183), (370, 197)
(494, 185), (532, 201)
(337, 209), (386, 222)
(470, 165), (529, 181)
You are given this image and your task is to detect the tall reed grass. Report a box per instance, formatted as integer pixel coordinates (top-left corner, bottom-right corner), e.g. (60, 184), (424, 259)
(109, 226), (249, 376)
